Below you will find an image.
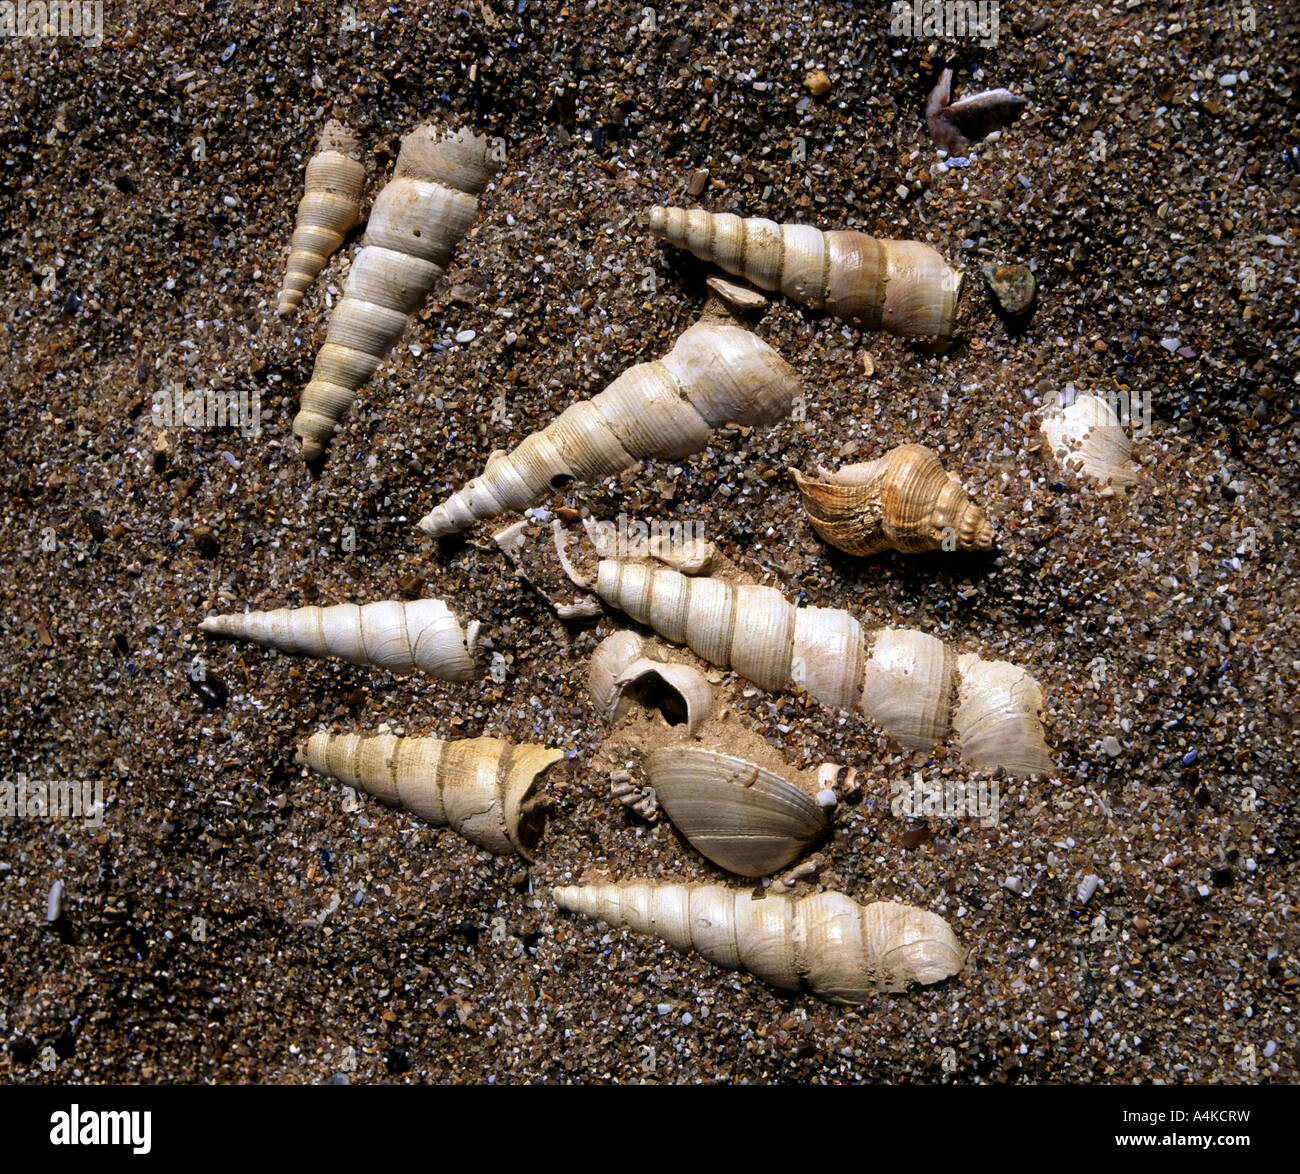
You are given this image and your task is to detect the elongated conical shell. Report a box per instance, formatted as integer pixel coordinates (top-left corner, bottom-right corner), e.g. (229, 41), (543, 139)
(645, 747), (830, 877)
(587, 632), (714, 733)
(198, 598), (480, 682)
(277, 120), (365, 319)
(794, 444), (994, 556)
(293, 124), (498, 460)
(417, 317), (800, 537)
(299, 732), (562, 858)
(648, 206), (961, 337)
(553, 881), (964, 1000)
(593, 561), (1055, 777)
(1041, 393), (1138, 491)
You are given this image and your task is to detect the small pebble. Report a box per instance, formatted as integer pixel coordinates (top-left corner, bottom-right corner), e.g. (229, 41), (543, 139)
(1102, 736), (1122, 757)
(455, 329), (476, 343)
(1077, 874), (1100, 904)
(686, 168), (709, 197)
(982, 262), (1036, 316)
(803, 69), (831, 96)
(46, 880), (64, 922)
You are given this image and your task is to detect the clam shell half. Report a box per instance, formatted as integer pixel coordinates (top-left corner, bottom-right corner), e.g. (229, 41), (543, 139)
(645, 746), (831, 877)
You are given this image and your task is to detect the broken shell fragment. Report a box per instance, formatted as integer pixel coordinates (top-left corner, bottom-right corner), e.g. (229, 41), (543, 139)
(198, 599), (481, 682)
(926, 68), (1029, 154)
(277, 120), (365, 319)
(1041, 393), (1138, 492)
(298, 732), (562, 858)
(793, 444), (994, 557)
(587, 631), (714, 734)
(644, 746), (831, 877)
(553, 880), (965, 1001)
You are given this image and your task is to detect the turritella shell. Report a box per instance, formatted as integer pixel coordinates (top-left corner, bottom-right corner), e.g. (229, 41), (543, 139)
(792, 443), (994, 556)
(645, 747), (831, 877)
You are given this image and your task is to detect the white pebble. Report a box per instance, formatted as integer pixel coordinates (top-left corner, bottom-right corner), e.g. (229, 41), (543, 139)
(682, 1013), (693, 1026)
(1263, 1041), (1276, 1058)
(656, 1003), (671, 1016)
(1197, 883), (1211, 897)
(1102, 735), (1122, 757)
(1219, 73), (1238, 87)
(455, 329), (477, 343)
(46, 880), (63, 922)
(1003, 876), (1023, 894)
(1077, 874), (1100, 904)
(815, 788), (837, 808)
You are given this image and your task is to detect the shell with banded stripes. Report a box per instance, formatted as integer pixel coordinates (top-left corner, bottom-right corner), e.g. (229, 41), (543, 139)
(553, 880), (965, 1001)
(591, 561), (1054, 777)
(298, 732), (563, 858)
(793, 443), (994, 556)
(648, 206), (961, 337)
(276, 120), (365, 319)
(198, 599), (480, 682)
(292, 124), (498, 460)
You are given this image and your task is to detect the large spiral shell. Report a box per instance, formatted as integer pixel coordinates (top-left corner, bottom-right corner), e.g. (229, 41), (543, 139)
(793, 444), (994, 556)
(292, 124), (498, 460)
(298, 732), (562, 858)
(648, 206), (961, 337)
(198, 599), (480, 682)
(644, 747), (831, 877)
(593, 561), (1054, 777)
(417, 317), (800, 537)
(276, 120), (365, 319)
(553, 880), (964, 1000)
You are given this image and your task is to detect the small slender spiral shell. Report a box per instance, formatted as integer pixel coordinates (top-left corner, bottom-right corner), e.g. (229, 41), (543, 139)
(417, 318), (800, 537)
(293, 124), (498, 460)
(648, 206), (962, 338)
(1041, 394), (1137, 491)
(644, 747), (830, 877)
(593, 561), (1054, 776)
(198, 599), (481, 682)
(276, 120), (365, 319)
(298, 732), (562, 858)
(553, 881), (964, 1000)
(793, 444), (994, 557)
(587, 632), (714, 733)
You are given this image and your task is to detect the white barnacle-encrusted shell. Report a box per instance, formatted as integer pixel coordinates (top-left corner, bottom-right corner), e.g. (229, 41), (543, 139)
(1041, 393), (1138, 491)
(553, 880), (965, 1001)
(198, 599), (480, 682)
(644, 747), (830, 877)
